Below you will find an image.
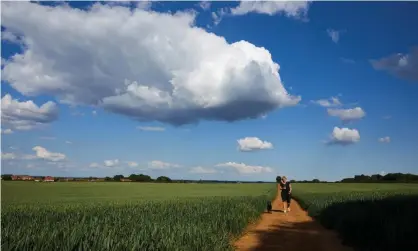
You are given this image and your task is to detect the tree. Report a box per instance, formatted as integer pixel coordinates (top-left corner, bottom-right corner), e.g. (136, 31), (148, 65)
(128, 174), (152, 182)
(1, 174), (12, 181)
(276, 176), (281, 183)
(104, 176), (112, 181)
(156, 176), (172, 183)
(113, 175), (124, 181)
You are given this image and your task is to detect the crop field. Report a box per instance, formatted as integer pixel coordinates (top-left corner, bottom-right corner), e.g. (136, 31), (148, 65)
(2, 182), (418, 251)
(1, 182), (276, 251)
(292, 183), (418, 250)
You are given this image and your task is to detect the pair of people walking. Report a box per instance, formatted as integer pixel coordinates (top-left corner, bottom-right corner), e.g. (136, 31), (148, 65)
(278, 176), (292, 213)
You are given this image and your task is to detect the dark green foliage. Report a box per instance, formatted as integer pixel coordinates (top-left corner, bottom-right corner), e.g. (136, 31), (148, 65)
(156, 176), (172, 183)
(1, 175), (12, 181)
(317, 195), (418, 250)
(340, 172), (418, 183)
(293, 188), (418, 251)
(112, 175), (124, 181)
(129, 174), (153, 182)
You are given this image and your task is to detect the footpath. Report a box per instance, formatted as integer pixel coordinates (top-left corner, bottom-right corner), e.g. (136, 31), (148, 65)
(234, 190), (353, 251)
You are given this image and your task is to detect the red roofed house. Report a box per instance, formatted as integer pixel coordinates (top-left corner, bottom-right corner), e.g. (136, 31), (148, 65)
(43, 176), (55, 182)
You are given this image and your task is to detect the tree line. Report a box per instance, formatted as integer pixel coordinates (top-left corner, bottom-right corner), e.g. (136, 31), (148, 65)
(276, 173), (418, 183)
(339, 173), (418, 183)
(109, 174), (172, 182)
(2, 172), (418, 183)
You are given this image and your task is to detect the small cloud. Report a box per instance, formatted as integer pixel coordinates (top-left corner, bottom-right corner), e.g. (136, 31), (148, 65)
(198, 1), (211, 10)
(92, 110), (97, 115)
(32, 146), (67, 162)
(1, 94), (59, 131)
(211, 8), (228, 27)
(65, 140), (72, 144)
(89, 162), (100, 168)
(312, 96), (342, 107)
(259, 113), (268, 119)
(326, 29), (343, 43)
(126, 161), (139, 167)
(216, 162), (273, 174)
(1, 128), (13, 134)
(137, 126), (165, 132)
(327, 107), (365, 122)
(229, 1), (310, 20)
(237, 137), (273, 152)
(1, 152), (17, 160)
(370, 47), (418, 83)
(148, 160), (181, 169)
(378, 136), (391, 143)
(190, 166), (218, 174)
(104, 159), (119, 167)
(326, 127), (360, 146)
(382, 115), (392, 120)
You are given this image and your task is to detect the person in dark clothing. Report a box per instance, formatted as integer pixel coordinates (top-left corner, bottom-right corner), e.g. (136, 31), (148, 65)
(279, 176), (292, 213)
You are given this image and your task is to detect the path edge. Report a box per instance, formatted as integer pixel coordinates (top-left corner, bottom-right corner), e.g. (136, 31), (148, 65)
(230, 187), (280, 249)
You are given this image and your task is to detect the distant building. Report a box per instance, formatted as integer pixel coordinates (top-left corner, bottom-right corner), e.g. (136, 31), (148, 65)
(120, 178), (131, 182)
(43, 176), (54, 182)
(11, 175), (33, 181)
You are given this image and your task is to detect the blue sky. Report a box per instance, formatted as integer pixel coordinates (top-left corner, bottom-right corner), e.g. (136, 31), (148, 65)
(1, 1), (418, 181)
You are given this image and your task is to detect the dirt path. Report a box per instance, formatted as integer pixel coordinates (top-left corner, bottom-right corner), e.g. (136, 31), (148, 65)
(234, 190), (353, 251)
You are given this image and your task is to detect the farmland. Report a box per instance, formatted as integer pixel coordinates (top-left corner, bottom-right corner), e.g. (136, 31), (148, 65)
(2, 182), (418, 251)
(1, 182), (276, 251)
(292, 183), (418, 251)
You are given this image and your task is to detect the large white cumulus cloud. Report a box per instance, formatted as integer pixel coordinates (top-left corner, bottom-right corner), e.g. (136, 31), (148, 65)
(1, 2), (301, 125)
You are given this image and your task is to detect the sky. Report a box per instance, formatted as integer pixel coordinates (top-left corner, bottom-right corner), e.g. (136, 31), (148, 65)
(1, 1), (418, 182)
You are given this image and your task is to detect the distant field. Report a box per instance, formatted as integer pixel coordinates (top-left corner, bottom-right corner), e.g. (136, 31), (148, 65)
(1, 182), (276, 250)
(1, 182), (275, 204)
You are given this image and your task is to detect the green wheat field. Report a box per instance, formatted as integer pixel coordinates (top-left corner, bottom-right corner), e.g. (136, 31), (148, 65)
(2, 182), (418, 250)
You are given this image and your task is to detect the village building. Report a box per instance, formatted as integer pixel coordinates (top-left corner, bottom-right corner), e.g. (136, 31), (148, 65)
(43, 176), (55, 182)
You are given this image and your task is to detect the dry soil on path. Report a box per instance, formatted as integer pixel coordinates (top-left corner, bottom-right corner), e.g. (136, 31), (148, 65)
(234, 189), (353, 251)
